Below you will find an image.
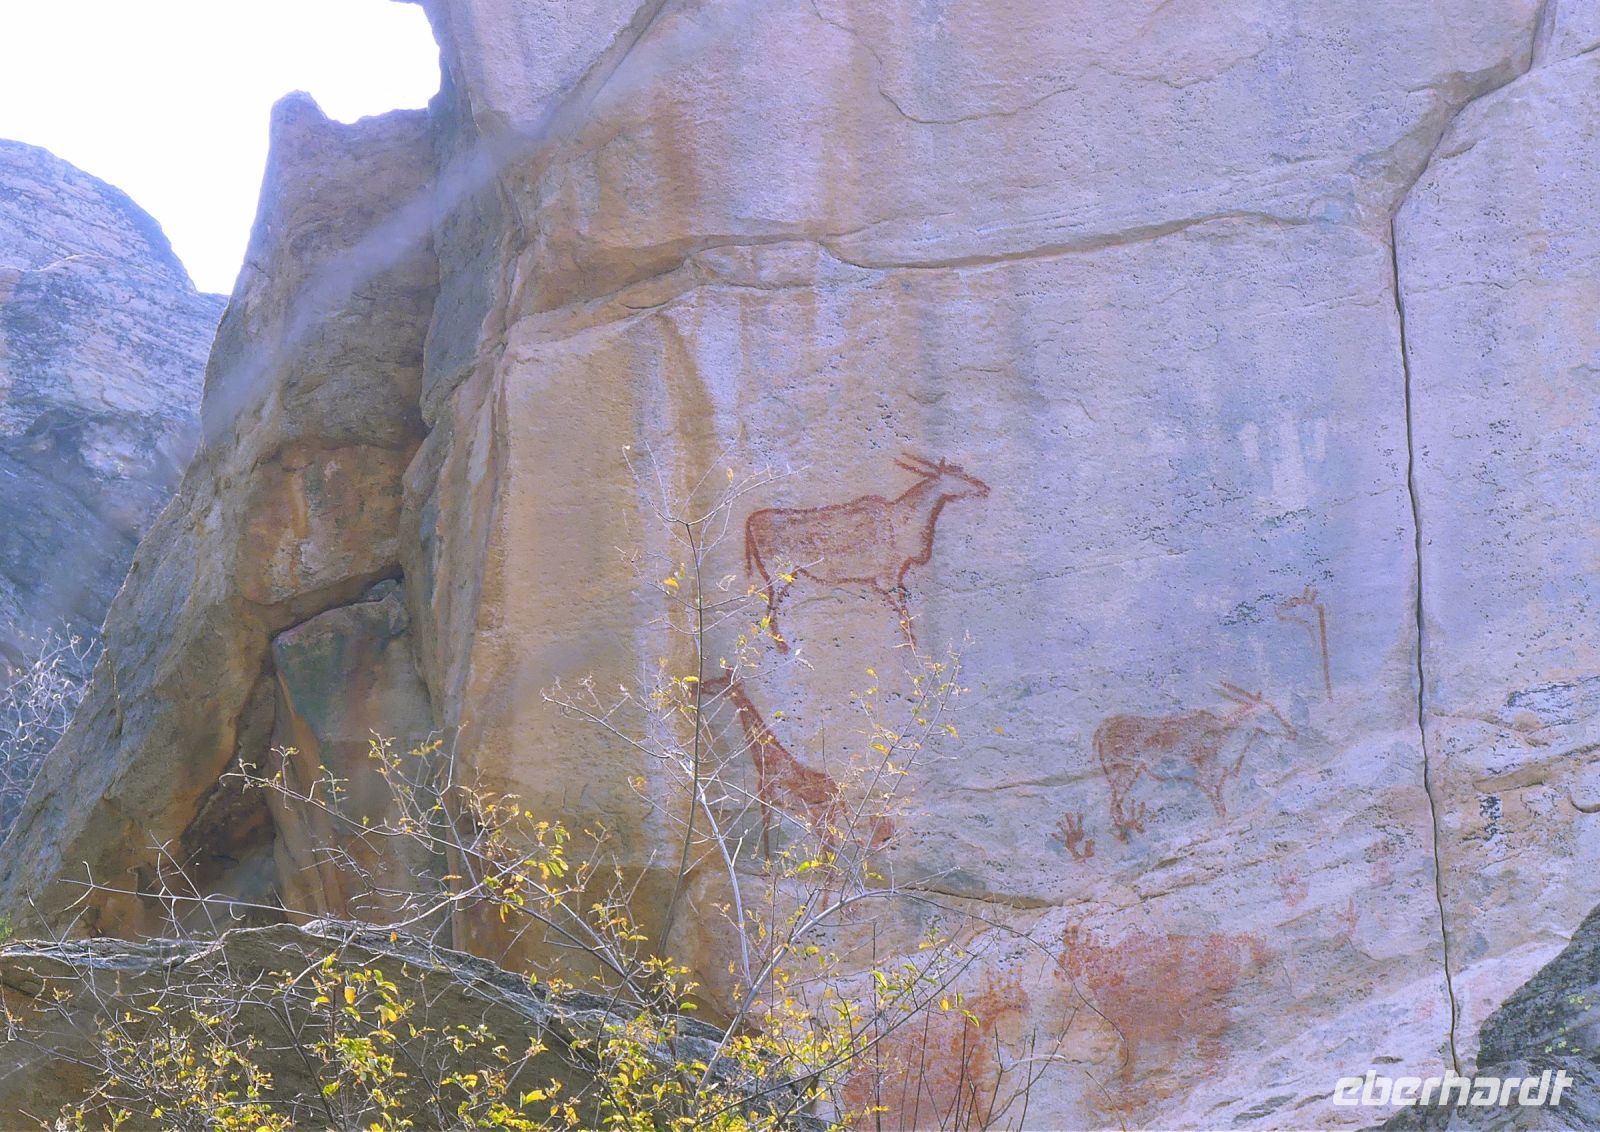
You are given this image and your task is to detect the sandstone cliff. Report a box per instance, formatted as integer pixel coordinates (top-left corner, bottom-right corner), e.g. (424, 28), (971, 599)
(0, 140), (223, 665)
(4, 2), (1600, 1127)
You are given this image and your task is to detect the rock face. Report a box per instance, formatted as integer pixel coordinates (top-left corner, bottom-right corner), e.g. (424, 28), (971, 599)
(1383, 902), (1600, 1130)
(4, 2), (1600, 1128)
(0, 140), (222, 664)
(0, 95), (437, 941)
(268, 579), (437, 921)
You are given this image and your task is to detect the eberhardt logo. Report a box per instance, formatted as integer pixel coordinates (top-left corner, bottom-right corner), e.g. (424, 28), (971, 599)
(1333, 1068), (1573, 1108)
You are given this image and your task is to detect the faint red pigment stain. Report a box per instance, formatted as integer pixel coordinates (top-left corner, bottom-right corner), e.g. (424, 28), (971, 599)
(841, 971), (1028, 1129)
(1273, 863), (1308, 908)
(1055, 925), (1271, 1112)
(1277, 585), (1332, 699)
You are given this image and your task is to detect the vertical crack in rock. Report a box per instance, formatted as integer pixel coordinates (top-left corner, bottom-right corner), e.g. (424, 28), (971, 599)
(1383, 7), (1552, 1079)
(1391, 218), (1461, 1076)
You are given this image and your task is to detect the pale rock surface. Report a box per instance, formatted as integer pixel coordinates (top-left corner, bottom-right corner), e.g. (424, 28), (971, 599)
(6, 2), (1600, 1129)
(0, 141), (222, 662)
(1398, 35), (1600, 1071)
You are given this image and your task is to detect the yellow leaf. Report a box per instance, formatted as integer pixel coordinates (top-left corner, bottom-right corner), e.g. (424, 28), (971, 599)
(344, 986), (357, 1006)
(662, 577), (680, 590)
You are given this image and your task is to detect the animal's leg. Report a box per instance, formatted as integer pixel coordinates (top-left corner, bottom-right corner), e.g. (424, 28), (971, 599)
(746, 540), (790, 652)
(750, 744), (778, 858)
(1318, 610), (1332, 698)
(765, 580), (791, 653)
(1207, 736), (1258, 818)
(757, 770), (778, 858)
(760, 569), (792, 652)
(1117, 1035), (1139, 1087)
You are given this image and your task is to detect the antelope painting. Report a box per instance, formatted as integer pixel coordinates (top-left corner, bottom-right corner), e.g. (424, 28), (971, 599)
(702, 673), (893, 857)
(743, 453), (990, 652)
(1277, 585), (1331, 699)
(1094, 683), (1296, 840)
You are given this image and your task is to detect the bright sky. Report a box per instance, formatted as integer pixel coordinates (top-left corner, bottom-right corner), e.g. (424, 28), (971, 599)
(0, 0), (440, 294)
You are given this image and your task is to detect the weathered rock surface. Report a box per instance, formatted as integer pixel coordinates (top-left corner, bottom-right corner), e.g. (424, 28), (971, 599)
(1398, 29), (1600, 1072)
(0, 95), (436, 937)
(0, 140), (222, 663)
(4, 2), (1600, 1128)
(268, 579), (438, 921)
(1382, 902), (1600, 1130)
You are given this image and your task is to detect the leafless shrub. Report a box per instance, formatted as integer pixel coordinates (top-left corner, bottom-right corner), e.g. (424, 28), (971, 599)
(0, 627), (99, 839)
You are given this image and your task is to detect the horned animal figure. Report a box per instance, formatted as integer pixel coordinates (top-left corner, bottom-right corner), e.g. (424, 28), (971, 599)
(1276, 584), (1331, 699)
(702, 673), (893, 857)
(1094, 683), (1296, 841)
(743, 453), (990, 652)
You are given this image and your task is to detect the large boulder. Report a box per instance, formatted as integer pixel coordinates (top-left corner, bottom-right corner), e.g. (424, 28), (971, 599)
(0, 96), (438, 938)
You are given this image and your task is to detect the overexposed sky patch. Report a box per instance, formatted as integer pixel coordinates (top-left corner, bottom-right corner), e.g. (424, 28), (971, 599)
(0, 0), (440, 294)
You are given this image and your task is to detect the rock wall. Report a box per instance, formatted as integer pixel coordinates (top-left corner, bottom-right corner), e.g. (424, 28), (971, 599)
(5, 2), (1600, 1128)
(0, 140), (222, 663)
(0, 96), (437, 937)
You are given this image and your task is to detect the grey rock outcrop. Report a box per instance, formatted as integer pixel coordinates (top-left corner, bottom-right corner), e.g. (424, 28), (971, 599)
(1381, 902), (1600, 1129)
(0, 140), (223, 663)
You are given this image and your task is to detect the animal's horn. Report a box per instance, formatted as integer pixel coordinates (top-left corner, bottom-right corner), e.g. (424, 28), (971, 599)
(1216, 681), (1261, 702)
(899, 451), (940, 470)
